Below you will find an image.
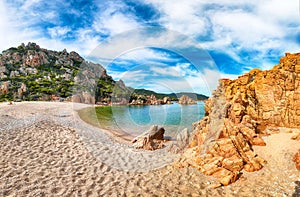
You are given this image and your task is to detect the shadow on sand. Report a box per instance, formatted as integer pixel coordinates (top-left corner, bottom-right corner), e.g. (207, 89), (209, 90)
(293, 181), (300, 197)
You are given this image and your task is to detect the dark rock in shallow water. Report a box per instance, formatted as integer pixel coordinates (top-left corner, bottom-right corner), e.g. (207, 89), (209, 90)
(148, 126), (165, 140)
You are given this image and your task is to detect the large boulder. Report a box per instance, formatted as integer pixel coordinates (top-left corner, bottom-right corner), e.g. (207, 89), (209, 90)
(132, 125), (166, 150)
(167, 128), (190, 153)
(163, 96), (171, 104)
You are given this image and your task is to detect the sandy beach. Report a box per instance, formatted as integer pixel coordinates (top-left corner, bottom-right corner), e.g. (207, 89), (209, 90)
(0, 101), (300, 196)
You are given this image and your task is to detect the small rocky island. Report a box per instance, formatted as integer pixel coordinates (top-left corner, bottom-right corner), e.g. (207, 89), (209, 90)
(178, 95), (196, 105)
(130, 94), (171, 105)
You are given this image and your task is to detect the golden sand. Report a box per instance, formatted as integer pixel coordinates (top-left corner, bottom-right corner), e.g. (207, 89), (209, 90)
(0, 102), (299, 196)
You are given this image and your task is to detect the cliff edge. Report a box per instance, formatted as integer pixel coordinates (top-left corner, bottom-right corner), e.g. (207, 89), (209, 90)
(177, 52), (300, 186)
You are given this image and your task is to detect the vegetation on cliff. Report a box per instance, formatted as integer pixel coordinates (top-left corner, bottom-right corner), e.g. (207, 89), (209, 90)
(132, 89), (208, 101)
(0, 42), (131, 103)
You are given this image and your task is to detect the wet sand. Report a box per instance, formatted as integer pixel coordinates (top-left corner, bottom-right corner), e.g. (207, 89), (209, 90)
(0, 101), (299, 196)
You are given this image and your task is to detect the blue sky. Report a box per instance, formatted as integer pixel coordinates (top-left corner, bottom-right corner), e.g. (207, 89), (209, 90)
(0, 0), (299, 95)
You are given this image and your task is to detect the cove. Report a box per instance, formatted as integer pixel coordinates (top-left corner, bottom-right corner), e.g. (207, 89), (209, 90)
(79, 102), (205, 139)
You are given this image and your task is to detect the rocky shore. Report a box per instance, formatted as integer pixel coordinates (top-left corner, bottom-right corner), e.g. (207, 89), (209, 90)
(176, 52), (300, 187)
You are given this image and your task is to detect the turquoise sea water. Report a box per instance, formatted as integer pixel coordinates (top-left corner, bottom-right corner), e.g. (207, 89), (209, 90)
(103, 102), (205, 138)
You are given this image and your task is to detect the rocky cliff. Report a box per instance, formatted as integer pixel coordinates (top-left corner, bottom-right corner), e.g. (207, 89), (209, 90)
(177, 52), (300, 186)
(0, 42), (130, 103)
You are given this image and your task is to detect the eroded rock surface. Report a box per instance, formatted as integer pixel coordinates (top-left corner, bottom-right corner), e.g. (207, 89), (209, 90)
(167, 128), (190, 154)
(177, 52), (300, 186)
(132, 125), (166, 150)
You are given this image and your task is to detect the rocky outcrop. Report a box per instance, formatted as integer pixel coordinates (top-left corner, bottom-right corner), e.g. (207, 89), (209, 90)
(130, 94), (171, 105)
(70, 92), (96, 104)
(178, 95), (196, 105)
(0, 81), (9, 94)
(177, 52), (300, 186)
(163, 96), (171, 104)
(0, 43), (83, 68)
(132, 125), (166, 150)
(220, 53), (300, 129)
(0, 42), (132, 103)
(17, 83), (27, 98)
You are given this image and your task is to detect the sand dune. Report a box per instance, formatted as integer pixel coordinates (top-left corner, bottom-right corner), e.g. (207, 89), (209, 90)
(0, 102), (299, 196)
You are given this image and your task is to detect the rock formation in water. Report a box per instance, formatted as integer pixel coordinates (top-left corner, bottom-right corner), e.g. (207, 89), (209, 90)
(132, 125), (166, 150)
(177, 52), (300, 186)
(178, 95), (196, 105)
(130, 94), (171, 105)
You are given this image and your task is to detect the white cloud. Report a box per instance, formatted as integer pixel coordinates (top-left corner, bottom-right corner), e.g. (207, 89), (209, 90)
(92, 1), (139, 36)
(210, 11), (283, 45)
(257, 0), (299, 23)
(145, 0), (300, 71)
(204, 0), (300, 62)
(20, 0), (41, 10)
(88, 28), (202, 65)
(149, 63), (197, 78)
(0, 0), (38, 51)
(147, 78), (196, 93)
(184, 68), (239, 96)
(118, 48), (173, 62)
(146, 0), (208, 36)
(116, 70), (149, 84)
(111, 61), (237, 96)
(94, 12), (139, 35)
(150, 66), (182, 77)
(136, 68), (218, 95)
(48, 26), (71, 38)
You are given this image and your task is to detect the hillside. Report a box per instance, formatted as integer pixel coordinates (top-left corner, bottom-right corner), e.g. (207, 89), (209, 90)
(133, 89), (208, 101)
(0, 42), (130, 103)
(0, 42), (207, 104)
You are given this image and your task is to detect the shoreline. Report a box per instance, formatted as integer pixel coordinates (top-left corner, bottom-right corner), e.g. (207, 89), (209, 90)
(0, 101), (179, 172)
(74, 105), (135, 144)
(76, 102), (205, 142)
(1, 101), (300, 196)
